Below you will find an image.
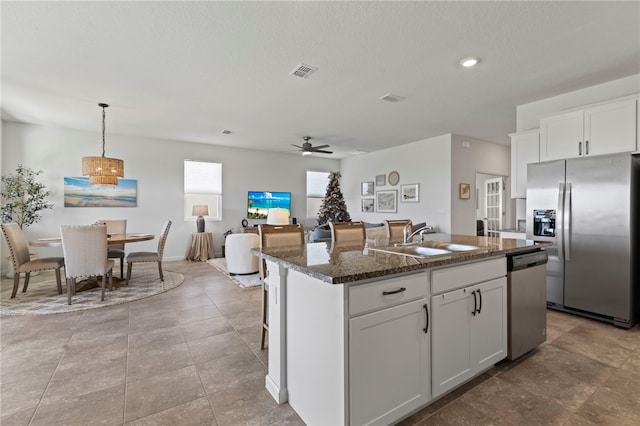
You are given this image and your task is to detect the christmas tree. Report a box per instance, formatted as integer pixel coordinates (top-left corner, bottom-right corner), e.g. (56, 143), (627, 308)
(317, 171), (351, 225)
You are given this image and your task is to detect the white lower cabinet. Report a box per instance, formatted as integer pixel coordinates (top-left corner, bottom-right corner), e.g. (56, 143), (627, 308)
(431, 260), (507, 398)
(348, 274), (430, 425)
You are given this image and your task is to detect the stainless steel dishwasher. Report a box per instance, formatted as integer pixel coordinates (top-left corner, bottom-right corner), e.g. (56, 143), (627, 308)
(506, 250), (548, 360)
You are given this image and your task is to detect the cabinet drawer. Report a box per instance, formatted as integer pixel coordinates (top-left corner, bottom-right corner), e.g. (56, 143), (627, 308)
(431, 257), (506, 295)
(349, 272), (428, 316)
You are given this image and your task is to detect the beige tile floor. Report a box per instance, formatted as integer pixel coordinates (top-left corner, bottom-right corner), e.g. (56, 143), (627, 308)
(1, 260), (639, 425)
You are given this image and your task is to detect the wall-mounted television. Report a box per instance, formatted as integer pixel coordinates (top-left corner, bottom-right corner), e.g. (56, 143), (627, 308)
(247, 191), (291, 219)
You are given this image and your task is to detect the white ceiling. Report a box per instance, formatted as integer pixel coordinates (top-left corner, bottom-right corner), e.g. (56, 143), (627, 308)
(2, 1), (639, 159)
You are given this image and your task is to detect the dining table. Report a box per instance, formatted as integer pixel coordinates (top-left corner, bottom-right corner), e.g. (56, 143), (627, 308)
(29, 233), (155, 290)
(29, 233), (155, 247)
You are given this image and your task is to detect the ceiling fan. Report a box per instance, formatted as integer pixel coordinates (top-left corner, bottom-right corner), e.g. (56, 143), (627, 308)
(291, 136), (333, 156)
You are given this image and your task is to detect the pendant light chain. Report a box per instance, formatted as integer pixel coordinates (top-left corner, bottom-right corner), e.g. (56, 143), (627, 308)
(101, 104), (107, 158)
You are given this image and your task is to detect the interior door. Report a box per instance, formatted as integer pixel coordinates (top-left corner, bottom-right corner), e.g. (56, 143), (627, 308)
(484, 177), (503, 236)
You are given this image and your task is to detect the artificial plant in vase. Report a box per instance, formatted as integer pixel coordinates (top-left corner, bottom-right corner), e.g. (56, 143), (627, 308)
(1, 164), (54, 229)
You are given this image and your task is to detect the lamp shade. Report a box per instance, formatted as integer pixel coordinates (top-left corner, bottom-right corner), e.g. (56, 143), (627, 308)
(192, 205), (209, 217)
(82, 156), (124, 185)
(266, 208), (289, 225)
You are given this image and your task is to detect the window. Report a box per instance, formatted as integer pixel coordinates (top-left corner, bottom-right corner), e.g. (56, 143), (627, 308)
(306, 171), (330, 218)
(184, 160), (222, 220)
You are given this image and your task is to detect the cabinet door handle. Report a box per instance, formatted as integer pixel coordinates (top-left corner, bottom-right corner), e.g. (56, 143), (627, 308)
(477, 289), (483, 314)
(578, 141), (582, 156)
(585, 140), (589, 155)
(471, 290), (477, 316)
(423, 304), (429, 334)
(382, 287), (406, 296)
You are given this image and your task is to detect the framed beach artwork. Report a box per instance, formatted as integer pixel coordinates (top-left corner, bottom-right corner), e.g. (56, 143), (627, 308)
(376, 190), (397, 213)
(64, 177), (137, 207)
(401, 183), (419, 203)
(361, 198), (374, 212)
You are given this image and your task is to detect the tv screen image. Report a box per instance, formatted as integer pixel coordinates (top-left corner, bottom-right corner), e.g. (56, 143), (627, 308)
(247, 191), (291, 219)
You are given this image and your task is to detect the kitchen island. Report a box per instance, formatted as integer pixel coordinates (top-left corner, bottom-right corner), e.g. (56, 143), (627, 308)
(254, 234), (545, 425)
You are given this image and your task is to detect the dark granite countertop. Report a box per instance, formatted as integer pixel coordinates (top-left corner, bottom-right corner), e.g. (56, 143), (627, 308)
(252, 233), (548, 284)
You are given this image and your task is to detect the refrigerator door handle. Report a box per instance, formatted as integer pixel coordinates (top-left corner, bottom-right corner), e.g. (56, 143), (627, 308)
(557, 182), (565, 261)
(564, 183), (571, 261)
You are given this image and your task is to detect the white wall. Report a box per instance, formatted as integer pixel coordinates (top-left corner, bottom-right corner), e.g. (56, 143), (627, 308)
(450, 134), (511, 236)
(1, 121), (339, 270)
(340, 134), (452, 232)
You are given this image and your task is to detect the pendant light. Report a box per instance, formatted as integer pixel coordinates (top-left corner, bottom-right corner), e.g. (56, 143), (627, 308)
(82, 103), (124, 185)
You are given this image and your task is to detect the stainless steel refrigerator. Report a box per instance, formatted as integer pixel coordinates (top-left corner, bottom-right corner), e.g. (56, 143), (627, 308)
(526, 152), (639, 328)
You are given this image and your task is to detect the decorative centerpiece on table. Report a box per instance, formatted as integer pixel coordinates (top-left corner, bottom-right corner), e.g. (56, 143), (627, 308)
(1, 164), (54, 277)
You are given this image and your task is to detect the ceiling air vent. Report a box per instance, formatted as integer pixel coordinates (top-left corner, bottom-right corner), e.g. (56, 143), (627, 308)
(290, 63), (317, 79)
(379, 93), (406, 103)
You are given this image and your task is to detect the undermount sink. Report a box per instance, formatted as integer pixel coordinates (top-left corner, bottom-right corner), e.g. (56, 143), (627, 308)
(426, 243), (478, 252)
(369, 241), (480, 258)
(369, 245), (452, 257)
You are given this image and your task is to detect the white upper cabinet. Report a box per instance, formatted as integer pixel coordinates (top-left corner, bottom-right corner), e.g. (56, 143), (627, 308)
(540, 97), (638, 161)
(509, 130), (540, 198)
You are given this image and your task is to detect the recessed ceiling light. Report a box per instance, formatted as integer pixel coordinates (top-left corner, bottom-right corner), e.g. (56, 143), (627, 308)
(460, 57), (480, 68)
(220, 130), (232, 135)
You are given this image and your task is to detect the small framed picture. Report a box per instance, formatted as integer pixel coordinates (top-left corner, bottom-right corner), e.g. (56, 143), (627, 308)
(361, 181), (374, 196)
(361, 198), (374, 212)
(376, 190), (397, 213)
(401, 183), (419, 203)
(459, 183), (471, 200)
(375, 174), (386, 186)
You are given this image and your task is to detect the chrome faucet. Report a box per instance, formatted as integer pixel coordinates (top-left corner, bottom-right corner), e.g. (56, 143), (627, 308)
(399, 224), (434, 245)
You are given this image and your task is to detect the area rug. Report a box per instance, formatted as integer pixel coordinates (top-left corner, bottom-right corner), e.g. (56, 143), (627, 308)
(207, 258), (261, 288)
(0, 264), (184, 316)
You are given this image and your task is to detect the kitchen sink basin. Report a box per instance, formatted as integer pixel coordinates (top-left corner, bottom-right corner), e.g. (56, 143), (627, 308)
(369, 245), (451, 257)
(430, 243), (478, 252)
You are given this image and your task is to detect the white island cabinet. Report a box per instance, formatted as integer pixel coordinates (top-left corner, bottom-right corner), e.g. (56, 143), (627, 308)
(264, 254), (508, 426)
(431, 257), (507, 398)
(349, 274), (431, 425)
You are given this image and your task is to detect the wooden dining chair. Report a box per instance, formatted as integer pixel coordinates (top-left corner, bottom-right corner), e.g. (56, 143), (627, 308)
(125, 220), (172, 285)
(329, 221), (366, 242)
(258, 223), (305, 350)
(96, 219), (127, 278)
(384, 219), (412, 241)
(60, 224), (114, 305)
(1, 223), (65, 299)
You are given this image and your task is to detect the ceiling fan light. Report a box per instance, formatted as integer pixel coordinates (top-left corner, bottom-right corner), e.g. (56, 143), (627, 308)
(301, 151), (312, 156)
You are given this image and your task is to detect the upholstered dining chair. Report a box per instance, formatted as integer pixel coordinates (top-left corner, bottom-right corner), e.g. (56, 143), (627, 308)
(384, 219), (413, 241)
(125, 220), (172, 285)
(96, 219), (127, 278)
(329, 221), (366, 242)
(258, 223), (305, 350)
(1, 223), (65, 299)
(60, 224), (114, 305)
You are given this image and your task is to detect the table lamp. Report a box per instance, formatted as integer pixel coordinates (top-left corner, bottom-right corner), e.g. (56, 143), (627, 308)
(192, 205), (209, 233)
(266, 208), (289, 225)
